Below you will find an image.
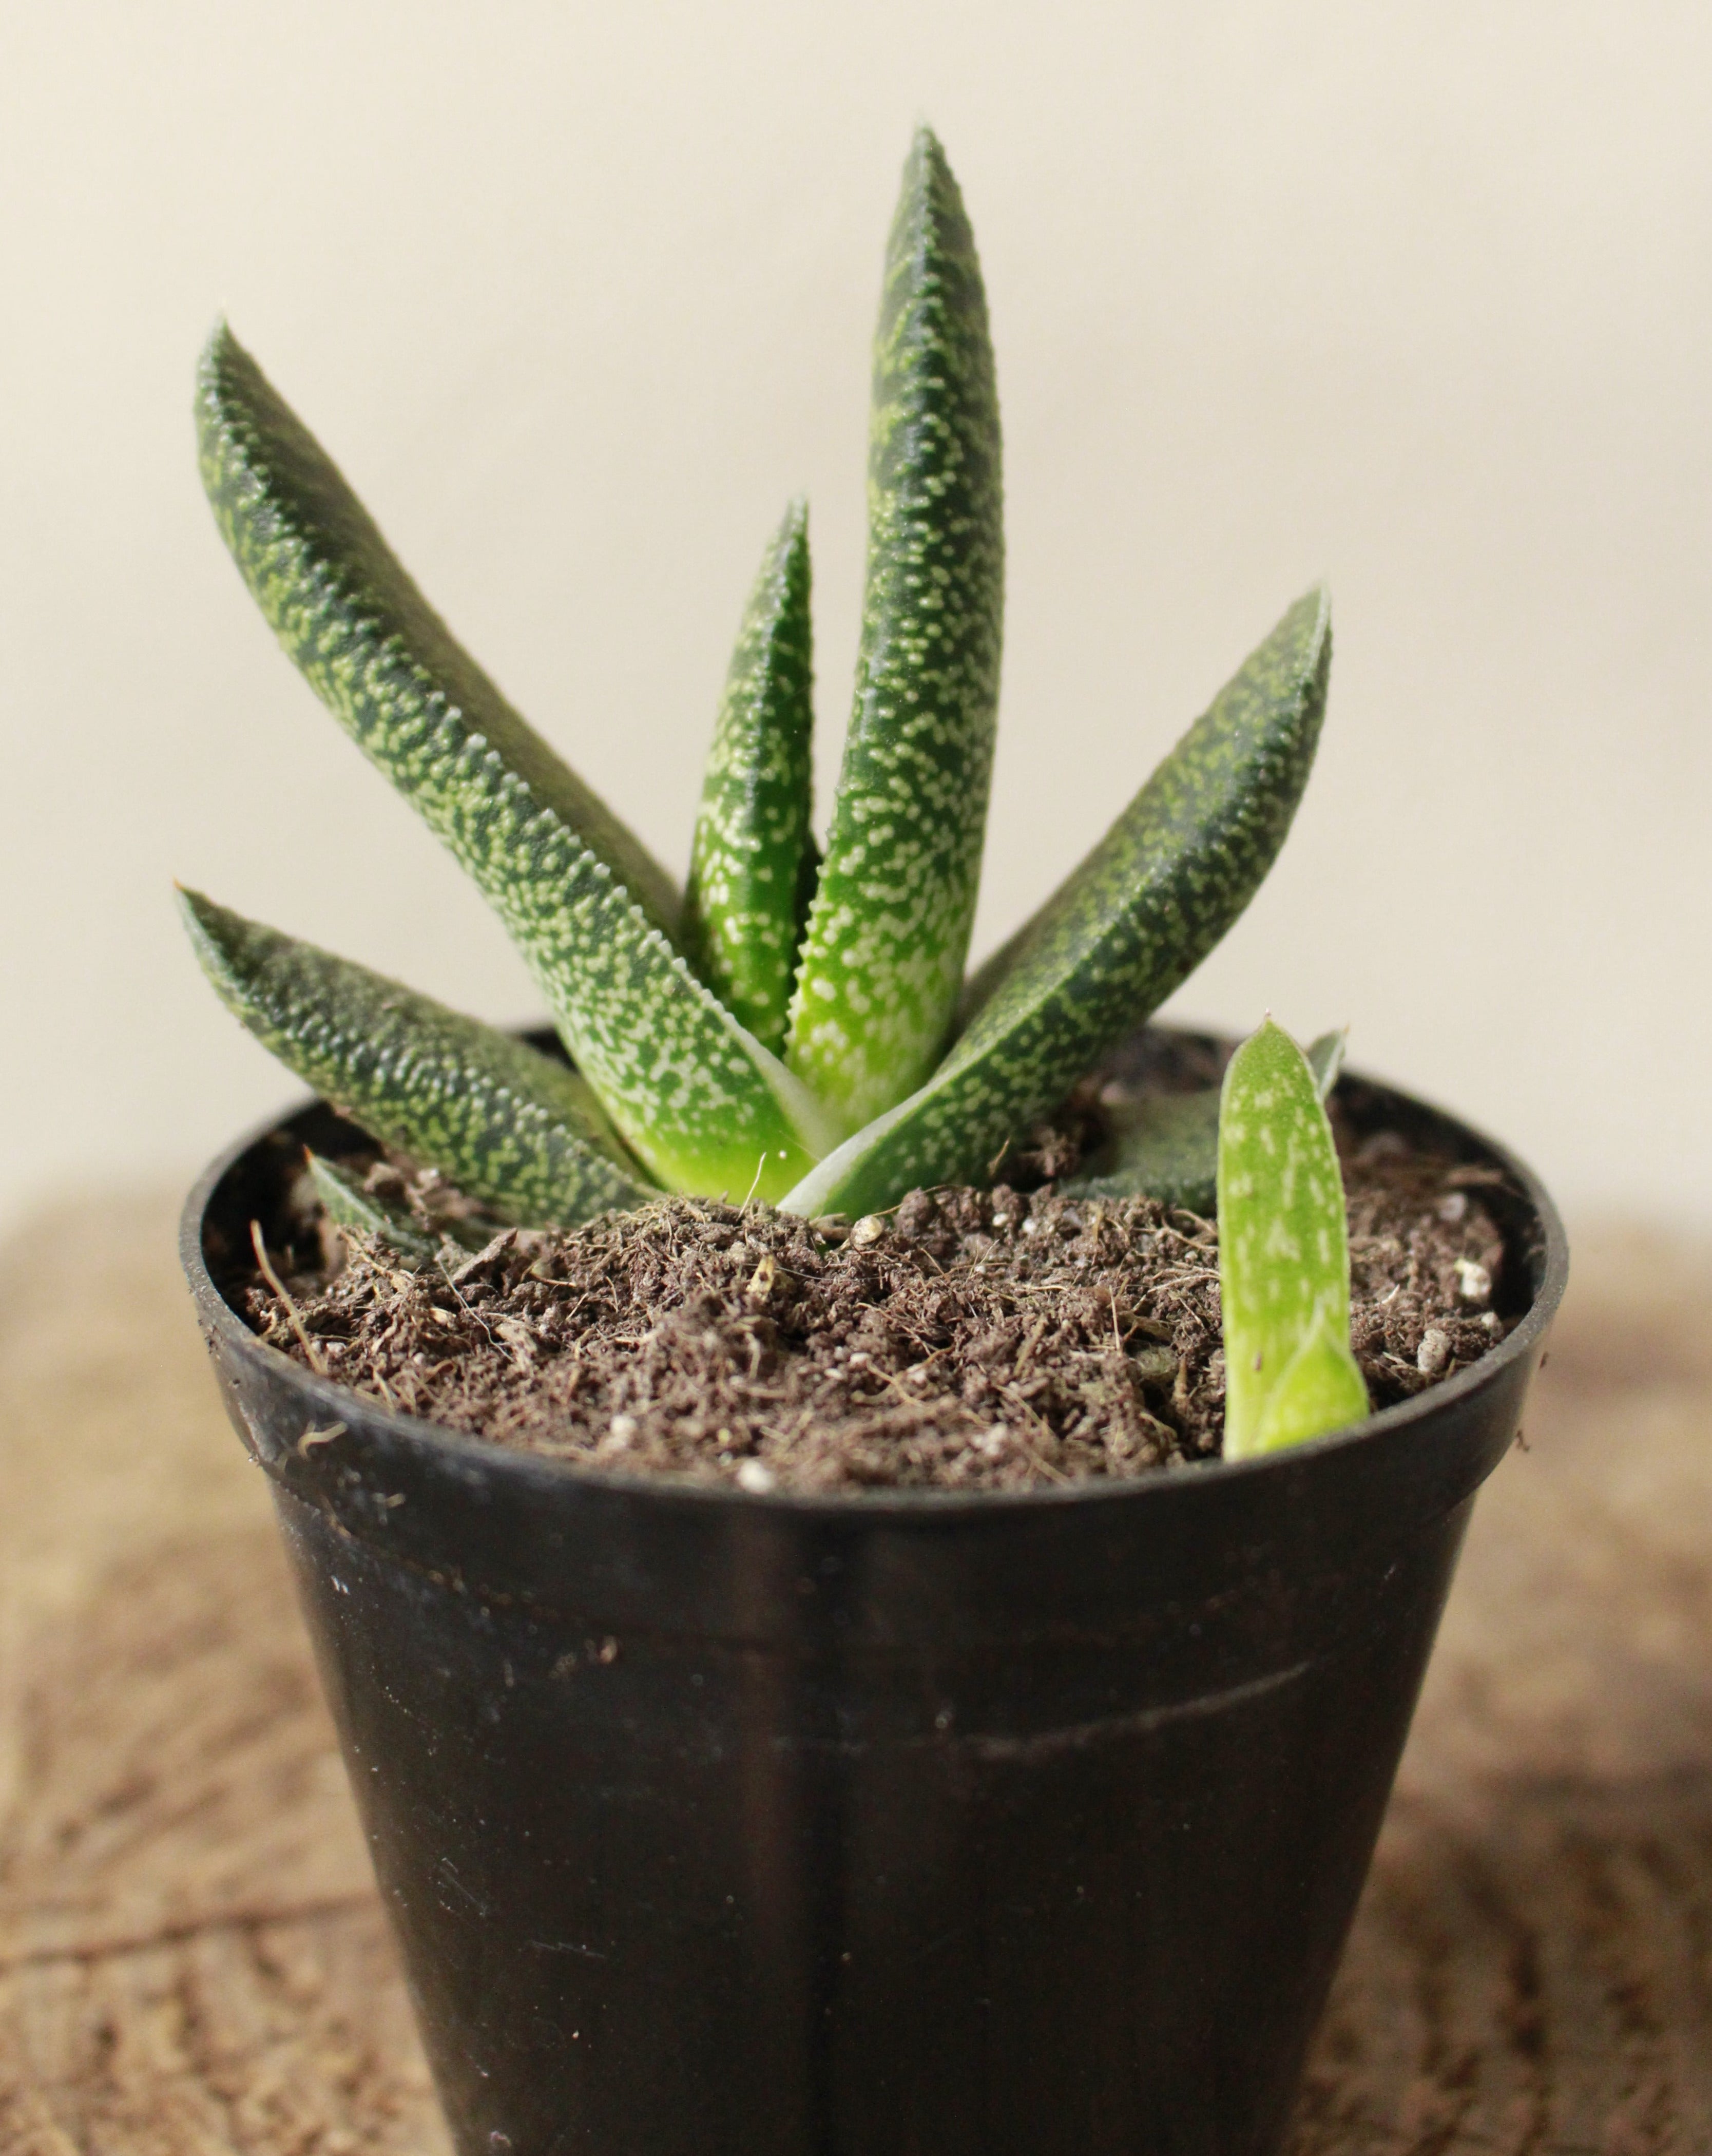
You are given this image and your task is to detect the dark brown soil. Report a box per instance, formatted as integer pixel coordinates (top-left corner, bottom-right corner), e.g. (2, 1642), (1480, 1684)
(242, 1135), (1513, 1495)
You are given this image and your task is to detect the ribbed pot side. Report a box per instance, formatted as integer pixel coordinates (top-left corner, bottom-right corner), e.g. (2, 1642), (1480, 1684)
(183, 1053), (1567, 2156)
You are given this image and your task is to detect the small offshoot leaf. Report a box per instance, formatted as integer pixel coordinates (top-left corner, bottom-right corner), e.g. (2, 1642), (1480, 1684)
(1217, 1017), (1368, 1459)
(196, 328), (830, 1201)
(681, 501), (817, 1053)
(1066, 1090), (1223, 1215)
(1065, 1027), (1347, 1215)
(180, 888), (657, 1227)
(1253, 1309), (1372, 1453)
(784, 127), (1004, 1134)
(782, 591), (1331, 1220)
(305, 1152), (482, 1267)
(1306, 1027), (1348, 1099)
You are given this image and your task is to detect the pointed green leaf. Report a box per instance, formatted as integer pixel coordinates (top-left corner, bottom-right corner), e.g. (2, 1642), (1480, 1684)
(681, 501), (816, 1054)
(784, 127), (1004, 1134)
(306, 1152), (478, 1266)
(197, 323), (681, 938)
(1217, 1017), (1368, 1460)
(196, 328), (830, 1200)
(180, 887), (657, 1226)
(1064, 1027), (1347, 1213)
(782, 591), (1331, 1219)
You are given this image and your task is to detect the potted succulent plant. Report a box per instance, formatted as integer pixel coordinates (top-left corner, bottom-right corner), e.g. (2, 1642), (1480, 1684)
(181, 128), (1565, 2156)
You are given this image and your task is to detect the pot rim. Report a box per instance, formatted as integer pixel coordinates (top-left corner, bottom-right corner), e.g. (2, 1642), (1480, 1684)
(181, 1050), (1568, 1521)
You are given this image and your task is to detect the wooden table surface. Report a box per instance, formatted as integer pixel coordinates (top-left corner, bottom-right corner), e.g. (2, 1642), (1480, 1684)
(1, 1199), (1707, 2154)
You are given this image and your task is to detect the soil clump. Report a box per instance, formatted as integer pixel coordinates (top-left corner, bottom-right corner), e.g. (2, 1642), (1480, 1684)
(242, 1138), (1513, 1495)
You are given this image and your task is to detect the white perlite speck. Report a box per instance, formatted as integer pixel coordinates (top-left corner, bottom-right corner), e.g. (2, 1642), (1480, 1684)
(1417, 1327), (1452, 1377)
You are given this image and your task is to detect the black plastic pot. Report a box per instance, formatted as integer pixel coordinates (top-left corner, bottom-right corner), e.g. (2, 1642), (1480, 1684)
(182, 1039), (1566, 2156)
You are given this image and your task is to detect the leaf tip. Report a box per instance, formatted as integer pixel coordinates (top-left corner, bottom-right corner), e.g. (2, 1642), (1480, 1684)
(900, 122), (960, 216)
(1302, 580), (1333, 660)
(175, 884), (249, 1005)
(174, 880), (215, 931)
(197, 317), (245, 399)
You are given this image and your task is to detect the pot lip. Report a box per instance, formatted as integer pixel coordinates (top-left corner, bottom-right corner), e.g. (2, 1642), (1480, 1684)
(182, 1052), (1569, 1521)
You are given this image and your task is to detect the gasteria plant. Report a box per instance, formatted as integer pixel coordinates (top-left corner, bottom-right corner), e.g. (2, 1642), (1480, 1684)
(180, 128), (1333, 1231)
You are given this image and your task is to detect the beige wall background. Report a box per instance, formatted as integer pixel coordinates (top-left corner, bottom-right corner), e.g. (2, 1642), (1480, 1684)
(3, 1), (1707, 1232)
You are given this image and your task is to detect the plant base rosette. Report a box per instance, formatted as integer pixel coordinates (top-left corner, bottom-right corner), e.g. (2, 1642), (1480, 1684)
(184, 1044), (1565, 2156)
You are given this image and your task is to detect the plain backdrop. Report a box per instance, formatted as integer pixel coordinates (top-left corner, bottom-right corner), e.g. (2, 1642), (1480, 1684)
(2, 1), (1707, 1232)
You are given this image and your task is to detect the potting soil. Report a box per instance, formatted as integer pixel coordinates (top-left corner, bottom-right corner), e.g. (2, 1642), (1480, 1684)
(244, 1137), (1512, 1494)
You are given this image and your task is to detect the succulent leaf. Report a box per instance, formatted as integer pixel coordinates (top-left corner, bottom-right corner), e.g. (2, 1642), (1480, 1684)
(1252, 1309), (1371, 1454)
(1064, 1027), (1347, 1214)
(180, 887), (658, 1226)
(783, 127), (1004, 1134)
(196, 327), (830, 1200)
(681, 501), (816, 1053)
(1306, 1026), (1347, 1099)
(197, 324), (681, 939)
(305, 1152), (480, 1266)
(782, 591), (1332, 1219)
(1217, 1017), (1368, 1459)
(1065, 1090), (1222, 1213)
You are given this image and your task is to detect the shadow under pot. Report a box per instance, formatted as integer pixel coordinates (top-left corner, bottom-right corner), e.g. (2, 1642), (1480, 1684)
(181, 1038), (1567, 2156)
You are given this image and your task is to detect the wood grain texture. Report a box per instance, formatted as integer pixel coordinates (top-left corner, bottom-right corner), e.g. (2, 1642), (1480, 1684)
(0, 1198), (1706, 2152)
(1291, 1224), (1712, 2156)
(0, 1198), (447, 2155)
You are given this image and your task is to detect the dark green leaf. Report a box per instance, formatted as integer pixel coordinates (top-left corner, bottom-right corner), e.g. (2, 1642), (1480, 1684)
(784, 128), (1004, 1134)
(180, 887), (657, 1226)
(305, 1152), (473, 1266)
(782, 591), (1332, 1219)
(197, 327), (832, 1200)
(1065, 1091), (1221, 1213)
(681, 501), (816, 1053)
(197, 323), (680, 936)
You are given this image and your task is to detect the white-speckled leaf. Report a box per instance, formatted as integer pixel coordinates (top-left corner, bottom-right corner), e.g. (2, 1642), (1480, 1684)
(1217, 1018), (1368, 1458)
(681, 502), (817, 1053)
(1064, 1026), (1348, 1213)
(180, 888), (661, 1225)
(781, 593), (1331, 1219)
(196, 328), (830, 1201)
(783, 129), (1003, 1134)
(1252, 1309), (1370, 1454)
